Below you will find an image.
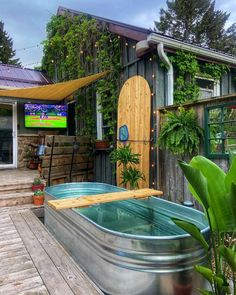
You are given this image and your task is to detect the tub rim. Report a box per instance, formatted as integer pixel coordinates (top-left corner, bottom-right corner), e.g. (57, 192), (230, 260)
(45, 182), (210, 241)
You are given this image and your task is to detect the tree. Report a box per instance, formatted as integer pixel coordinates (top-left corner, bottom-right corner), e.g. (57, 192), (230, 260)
(0, 21), (20, 65)
(155, 0), (236, 55)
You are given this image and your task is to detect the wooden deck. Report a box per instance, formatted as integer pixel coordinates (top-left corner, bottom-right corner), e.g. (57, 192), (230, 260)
(0, 205), (103, 295)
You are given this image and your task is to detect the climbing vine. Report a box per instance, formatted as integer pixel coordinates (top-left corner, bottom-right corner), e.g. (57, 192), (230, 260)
(169, 51), (229, 104)
(42, 14), (121, 140)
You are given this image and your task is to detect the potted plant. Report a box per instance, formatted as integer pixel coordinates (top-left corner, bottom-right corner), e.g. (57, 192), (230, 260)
(110, 144), (145, 189)
(173, 155), (236, 295)
(33, 189), (44, 206)
(158, 107), (203, 156)
(32, 177), (44, 192)
(95, 139), (110, 150)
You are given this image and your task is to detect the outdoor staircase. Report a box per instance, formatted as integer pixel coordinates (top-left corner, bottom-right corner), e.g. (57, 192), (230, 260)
(0, 181), (34, 207)
(0, 169), (40, 207)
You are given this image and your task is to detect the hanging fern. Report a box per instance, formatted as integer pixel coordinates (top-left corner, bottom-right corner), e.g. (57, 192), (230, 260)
(158, 107), (203, 155)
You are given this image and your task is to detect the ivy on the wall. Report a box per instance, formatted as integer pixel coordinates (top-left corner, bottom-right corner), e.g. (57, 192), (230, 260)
(42, 14), (121, 140)
(169, 51), (229, 104)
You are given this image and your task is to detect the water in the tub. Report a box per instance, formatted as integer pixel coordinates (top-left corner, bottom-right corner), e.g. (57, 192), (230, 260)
(76, 198), (204, 236)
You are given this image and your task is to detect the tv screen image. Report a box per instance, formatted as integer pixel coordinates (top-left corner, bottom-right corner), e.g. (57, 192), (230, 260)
(24, 104), (67, 128)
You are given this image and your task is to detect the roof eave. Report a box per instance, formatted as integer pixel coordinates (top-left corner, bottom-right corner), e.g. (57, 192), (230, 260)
(147, 33), (236, 66)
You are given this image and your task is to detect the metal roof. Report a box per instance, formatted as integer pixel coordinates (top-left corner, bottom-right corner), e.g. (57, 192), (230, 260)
(0, 64), (52, 89)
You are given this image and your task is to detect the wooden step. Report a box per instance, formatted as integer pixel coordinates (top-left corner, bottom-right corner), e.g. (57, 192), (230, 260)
(0, 182), (33, 193)
(0, 191), (34, 207)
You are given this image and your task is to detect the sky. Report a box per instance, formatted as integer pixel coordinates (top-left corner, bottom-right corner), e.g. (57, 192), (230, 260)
(1, 0), (236, 68)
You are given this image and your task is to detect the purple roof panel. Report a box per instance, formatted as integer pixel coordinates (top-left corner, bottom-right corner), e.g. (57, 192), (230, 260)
(0, 64), (52, 88)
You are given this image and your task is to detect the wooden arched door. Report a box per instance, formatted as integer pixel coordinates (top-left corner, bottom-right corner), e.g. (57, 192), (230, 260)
(117, 76), (151, 188)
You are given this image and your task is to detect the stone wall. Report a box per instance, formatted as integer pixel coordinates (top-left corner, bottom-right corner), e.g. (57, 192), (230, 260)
(18, 134), (39, 168)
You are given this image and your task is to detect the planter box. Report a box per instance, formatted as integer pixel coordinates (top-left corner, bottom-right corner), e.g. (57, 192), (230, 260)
(95, 141), (110, 149)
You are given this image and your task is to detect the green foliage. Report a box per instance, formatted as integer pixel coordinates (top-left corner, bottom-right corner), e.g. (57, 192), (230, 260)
(155, 0), (236, 55)
(174, 156), (236, 295)
(33, 177), (43, 185)
(120, 166), (145, 190)
(172, 218), (209, 250)
(110, 144), (140, 167)
(34, 189), (44, 196)
(170, 50), (200, 104)
(169, 51), (228, 104)
(201, 63), (229, 81)
(158, 107), (203, 155)
(110, 144), (145, 189)
(42, 14), (121, 140)
(0, 21), (20, 65)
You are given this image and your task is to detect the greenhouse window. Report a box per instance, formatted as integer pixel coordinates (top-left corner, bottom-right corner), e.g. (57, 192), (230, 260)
(205, 102), (236, 158)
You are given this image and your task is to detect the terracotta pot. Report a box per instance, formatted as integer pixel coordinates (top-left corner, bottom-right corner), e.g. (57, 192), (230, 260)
(95, 140), (110, 149)
(33, 195), (44, 206)
(28, 160), (38, 170)
(32, 184), (44, 192)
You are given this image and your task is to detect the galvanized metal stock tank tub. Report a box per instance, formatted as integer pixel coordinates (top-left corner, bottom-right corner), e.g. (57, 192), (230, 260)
(44, 183), (209, 295)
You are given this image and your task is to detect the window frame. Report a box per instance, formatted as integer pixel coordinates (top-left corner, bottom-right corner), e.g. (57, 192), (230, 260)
(195, 75), (220, 99)
(205, 101), (236, 159)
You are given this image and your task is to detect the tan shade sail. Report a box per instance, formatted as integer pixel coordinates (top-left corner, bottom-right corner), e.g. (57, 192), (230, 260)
(0, 71), (108, 100)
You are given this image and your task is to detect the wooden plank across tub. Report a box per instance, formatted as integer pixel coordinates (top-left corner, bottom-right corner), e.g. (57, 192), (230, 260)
(47, 188), (163, 210)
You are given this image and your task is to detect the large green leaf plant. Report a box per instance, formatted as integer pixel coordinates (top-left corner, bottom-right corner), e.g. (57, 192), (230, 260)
(173, 156), (236, 295)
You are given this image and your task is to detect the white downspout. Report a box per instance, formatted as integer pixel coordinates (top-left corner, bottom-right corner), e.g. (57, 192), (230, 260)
(157, 43), (174, 106)
(136, 38), (174, 106)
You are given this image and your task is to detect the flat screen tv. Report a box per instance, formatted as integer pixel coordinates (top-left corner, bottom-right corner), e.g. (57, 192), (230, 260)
(24, 103), (67, 128)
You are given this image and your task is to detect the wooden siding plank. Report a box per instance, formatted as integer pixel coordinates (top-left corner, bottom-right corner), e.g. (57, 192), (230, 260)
(41, 154), (92, 168)
(44, 145), (88, 156)
(48, 188), (163, 210)
(10, 212), (76, 295)
(22, 210), (103, 295)
(45, 135), (91, 145)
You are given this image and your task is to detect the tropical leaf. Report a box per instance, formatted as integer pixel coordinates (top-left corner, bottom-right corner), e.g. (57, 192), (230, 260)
(218, 245), (236, 272)
(178, 160), (209, 209)
(188, 156), (234, 232)
(225, 156), (236, 192)
(195, 265), (214, 283)
(197, 289), (213, 295)
(172, 218), (209, 250)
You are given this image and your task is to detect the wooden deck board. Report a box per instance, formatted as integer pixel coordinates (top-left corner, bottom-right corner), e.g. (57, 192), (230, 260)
(0, 205), (103, 295)
(0, 276), (45, 295)
(0, 268), (39, 287)
(17, 285), (49, 295)
(48, 188), (163, 210)
(11, 212), (78, 295)
(22, 210), (103, 295)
